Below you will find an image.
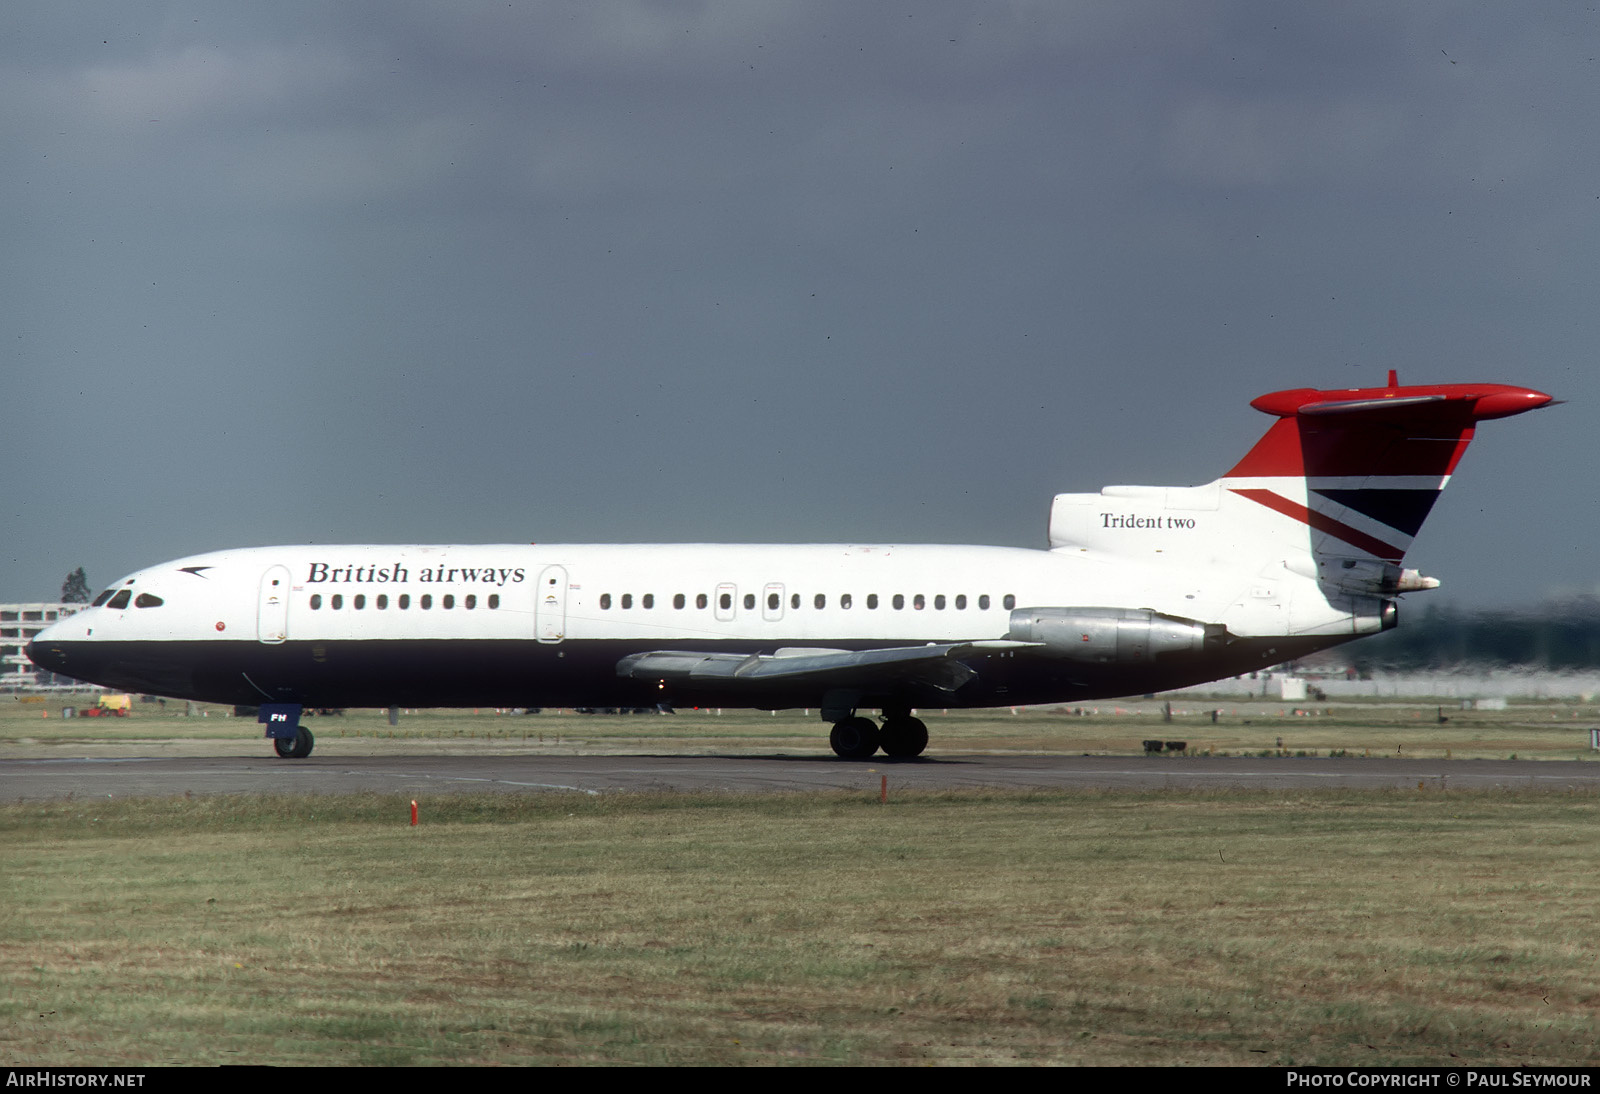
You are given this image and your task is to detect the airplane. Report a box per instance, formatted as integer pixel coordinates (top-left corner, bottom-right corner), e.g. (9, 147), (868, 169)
(27, 373), (1552, 760)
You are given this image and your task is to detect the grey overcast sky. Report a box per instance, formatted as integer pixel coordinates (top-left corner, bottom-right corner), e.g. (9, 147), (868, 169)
(4, 2), (1595, 610)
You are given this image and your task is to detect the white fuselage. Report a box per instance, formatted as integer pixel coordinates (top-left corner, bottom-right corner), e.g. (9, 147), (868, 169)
(27, 540), (1356, 715)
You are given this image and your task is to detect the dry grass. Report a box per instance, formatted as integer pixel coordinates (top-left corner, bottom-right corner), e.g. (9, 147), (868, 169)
(2, 789), (1597, 1065)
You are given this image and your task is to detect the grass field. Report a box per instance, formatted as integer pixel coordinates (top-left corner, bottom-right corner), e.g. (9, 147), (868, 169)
(3, 788), (1597, 1066)
(3, 692), (1599, 1066)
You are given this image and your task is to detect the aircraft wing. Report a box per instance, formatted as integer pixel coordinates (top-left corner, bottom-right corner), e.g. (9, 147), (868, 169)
(616, 640), (1040, 695)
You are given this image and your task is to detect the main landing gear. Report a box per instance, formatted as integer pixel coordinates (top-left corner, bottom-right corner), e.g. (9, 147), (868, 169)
(828, 711), (929, 760)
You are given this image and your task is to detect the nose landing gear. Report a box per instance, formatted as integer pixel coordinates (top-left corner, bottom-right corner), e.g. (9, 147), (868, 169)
(259, 703), (314, 759)
(271, 726), (315, 759)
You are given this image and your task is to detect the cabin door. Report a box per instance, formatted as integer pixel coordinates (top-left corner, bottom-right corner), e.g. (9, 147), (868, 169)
(536, 565), (568, 643)
(257, 565), (291, 644)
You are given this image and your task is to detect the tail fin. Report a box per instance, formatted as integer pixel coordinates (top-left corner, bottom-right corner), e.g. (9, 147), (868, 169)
(1219, 372), (1551, 568)
(1048, 375), (1552, 633)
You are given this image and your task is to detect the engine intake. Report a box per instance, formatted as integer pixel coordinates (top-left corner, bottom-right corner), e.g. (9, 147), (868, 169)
(1007, 607), (1228, 664)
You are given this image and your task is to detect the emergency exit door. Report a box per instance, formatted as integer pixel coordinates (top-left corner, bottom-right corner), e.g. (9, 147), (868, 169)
(536, 565), (567, 643)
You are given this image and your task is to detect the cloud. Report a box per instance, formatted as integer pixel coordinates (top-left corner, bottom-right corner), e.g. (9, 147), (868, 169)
(76, 43), (349, 128)
(1161, 93), (1408, 188)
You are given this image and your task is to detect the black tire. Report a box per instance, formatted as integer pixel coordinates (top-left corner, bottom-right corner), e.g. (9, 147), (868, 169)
(829, 716), (880, 759)
(273, 727), (315, 759)
(880, 716), (929, 758)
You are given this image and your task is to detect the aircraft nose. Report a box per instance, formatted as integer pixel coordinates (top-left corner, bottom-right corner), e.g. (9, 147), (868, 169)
(26, 637), (67, 674)
(25, 615), (80, 675)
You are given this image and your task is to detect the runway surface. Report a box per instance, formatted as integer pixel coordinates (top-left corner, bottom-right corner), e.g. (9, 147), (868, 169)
(5, 752), (1599, 801)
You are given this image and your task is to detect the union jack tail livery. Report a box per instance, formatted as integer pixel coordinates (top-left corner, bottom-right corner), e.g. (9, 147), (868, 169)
(1047, 373), (1552, 637)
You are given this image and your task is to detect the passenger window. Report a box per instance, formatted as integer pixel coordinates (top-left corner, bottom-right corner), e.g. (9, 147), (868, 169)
(892, 594), (904, 610)
(913, 594), (925, 610)
(420, 595), (432, 610)
(377, 595), (389, 609)
(719, 593), (731, 610)
(465, 594), (476, 609)
(697, 593), (708, 609)
(621, 594), (633, 609)
(955, 594), (966, 610)
(743, 593), (755, 610)
(791, 593), (800, 609)
(934, 594), (945, 610)
(443, 595), (455, 609)
(331, 594), (343, 610)
(674, 593), (685, 609)
(134, 593), (164, 609)
(488, 594), (500, 609)
(642, 594), (654, 609)
(979, 595), (991, 610)
(600, 593), (612, 609)
(310, 594), (322, 610)
(768, 592), (780, 610)
(107, 590), (132, 610)
(1004, 594), (1016, 609)
(814, 594), (826, 609)
(867, 594), (878, 609)
(353, 595), (366, 610)
(841, 593), (852, 609)
(399, 594), (411, 609)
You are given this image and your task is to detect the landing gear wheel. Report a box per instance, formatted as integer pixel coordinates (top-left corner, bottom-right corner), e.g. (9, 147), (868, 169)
(273, 727), (315, 759)
(880, 716), (929, 758)
(829, 716), (881, 759)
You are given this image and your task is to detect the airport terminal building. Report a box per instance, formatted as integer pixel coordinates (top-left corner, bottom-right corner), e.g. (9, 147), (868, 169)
(1, 603), (83, 690)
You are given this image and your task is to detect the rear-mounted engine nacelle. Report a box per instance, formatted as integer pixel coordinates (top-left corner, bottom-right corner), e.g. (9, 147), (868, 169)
(1007, 607), (1227, 664)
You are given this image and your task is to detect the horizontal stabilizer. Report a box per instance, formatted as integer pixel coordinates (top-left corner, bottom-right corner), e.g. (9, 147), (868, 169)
(1296, 393), (1447, 416)
(1249, 377), (1553, 423)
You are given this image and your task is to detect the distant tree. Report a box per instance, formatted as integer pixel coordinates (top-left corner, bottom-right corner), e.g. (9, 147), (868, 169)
(60, 567), (90, 604)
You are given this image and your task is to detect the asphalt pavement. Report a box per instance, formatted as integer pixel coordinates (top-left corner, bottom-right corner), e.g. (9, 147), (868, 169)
(5, 751), (1597, 801)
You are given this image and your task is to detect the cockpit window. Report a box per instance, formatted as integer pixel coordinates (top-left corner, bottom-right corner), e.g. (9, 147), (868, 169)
(92, 589), (115, 607)
(106, 590), (132, 610)
(134, 593), (164, 609)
